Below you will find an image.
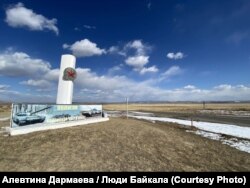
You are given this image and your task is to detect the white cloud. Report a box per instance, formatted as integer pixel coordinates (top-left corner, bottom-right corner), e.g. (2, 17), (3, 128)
(63, 39), (106, 57)
(162, 66), (183, 79)
(74, 27), (81, 31)
(235, 85), (248, 90)
(127, 40), (144, 50)
(108, 40), (155, 75)
(108, 66), (121, 72)
(5, 3), (59, 35)
(1, 61), (250, 102)
(0, 85), (10, 90)
(0, 79), (55, 102)
(73, 70), (250, 101)
(20, 79), (52, 88)
(83, 25), (96, 29)
(73, 68), (165, 102)
(123, 40), (157, 74)
(125, 40), (150, 56)
(0, 50), (59, 92)
(44, 69), (60, 81)
(125, 55), (149, 70)
(74, 25), (96, 31)
(108, 46), (126, 56)
(19, 68), (59, 90)
(214, 84), (232, 90)
(108, 40), (151, 57)
(75, 68), (132, 91)
(108, 64), (123, 75)
(62, 44), (69, 49)
(107, 46), (126, 56)
(108, 46), (119, 54)
(184, 85), (196, 90)
(0, 88), (55, 103)
(167, 52), (184, 60)
(140, 66), (158, 75)
(1, 47), (248, 103)
(0, 51), (51, 77)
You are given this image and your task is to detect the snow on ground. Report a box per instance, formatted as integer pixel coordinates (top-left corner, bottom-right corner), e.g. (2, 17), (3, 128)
(130, 111), (154, 116)
(191, 130), (222, 141)
(106, 111), (154, 117)
(106, 111), (125, 117)
(131, 116), (250, 139)
(131, 115), (250, 153)
(186, 130), (250, 153)
(222, 139), (250, 153)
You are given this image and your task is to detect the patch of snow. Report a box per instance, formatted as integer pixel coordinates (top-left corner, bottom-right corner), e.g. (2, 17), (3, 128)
(195, 122), (250, 140)
(107, 111), (155, 117)
(106, 111), (124, 117)
(105, 111), (122, 113)
(188, 130), (222, 140)
(222, 139), (250, 153)
(131, 116), (250, 140)
(186, 130), (250, 153)
(130, 111), (154, 116)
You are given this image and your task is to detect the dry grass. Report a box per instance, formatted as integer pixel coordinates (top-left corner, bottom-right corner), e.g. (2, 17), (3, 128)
(0, 105), (11, 118)
(0, 103), (250, 171)
(1, 103), (250, 117)
(0, 117), (249, 171)
(103, 103), (250, 113)
(0, 120), (10, 129)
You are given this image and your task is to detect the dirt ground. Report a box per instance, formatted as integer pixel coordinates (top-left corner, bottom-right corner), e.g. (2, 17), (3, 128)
(0, 117), (250, 171)
(0, 104), (11, 118)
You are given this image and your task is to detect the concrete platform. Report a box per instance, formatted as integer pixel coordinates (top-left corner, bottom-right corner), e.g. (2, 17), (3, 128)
(9, 117), (109, 136)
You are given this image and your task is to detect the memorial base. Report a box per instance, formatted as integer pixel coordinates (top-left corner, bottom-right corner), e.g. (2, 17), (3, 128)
(9, 117), (109, 136)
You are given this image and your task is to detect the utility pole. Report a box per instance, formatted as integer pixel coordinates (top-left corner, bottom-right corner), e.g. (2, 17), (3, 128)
(126, 97), (129, 119)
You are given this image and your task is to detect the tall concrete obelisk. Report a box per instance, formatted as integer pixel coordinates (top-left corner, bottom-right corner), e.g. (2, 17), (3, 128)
(56, 54), (76, 104)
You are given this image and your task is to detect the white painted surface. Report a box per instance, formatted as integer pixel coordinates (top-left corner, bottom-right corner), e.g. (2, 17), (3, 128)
(56, 54), (76, 104)
(9, 117), (109, 136)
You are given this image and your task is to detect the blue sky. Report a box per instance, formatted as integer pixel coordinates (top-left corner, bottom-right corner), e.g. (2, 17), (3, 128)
(0, 0), (250, 102)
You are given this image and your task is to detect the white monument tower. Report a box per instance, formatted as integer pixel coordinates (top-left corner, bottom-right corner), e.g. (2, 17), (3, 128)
(56, 54), (77, 104)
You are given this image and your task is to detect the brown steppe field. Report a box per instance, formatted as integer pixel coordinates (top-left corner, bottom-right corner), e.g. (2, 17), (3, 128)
(103, 103), (250, 112)
(0, 103), (250, 171)
(104, 103), (250, 127)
